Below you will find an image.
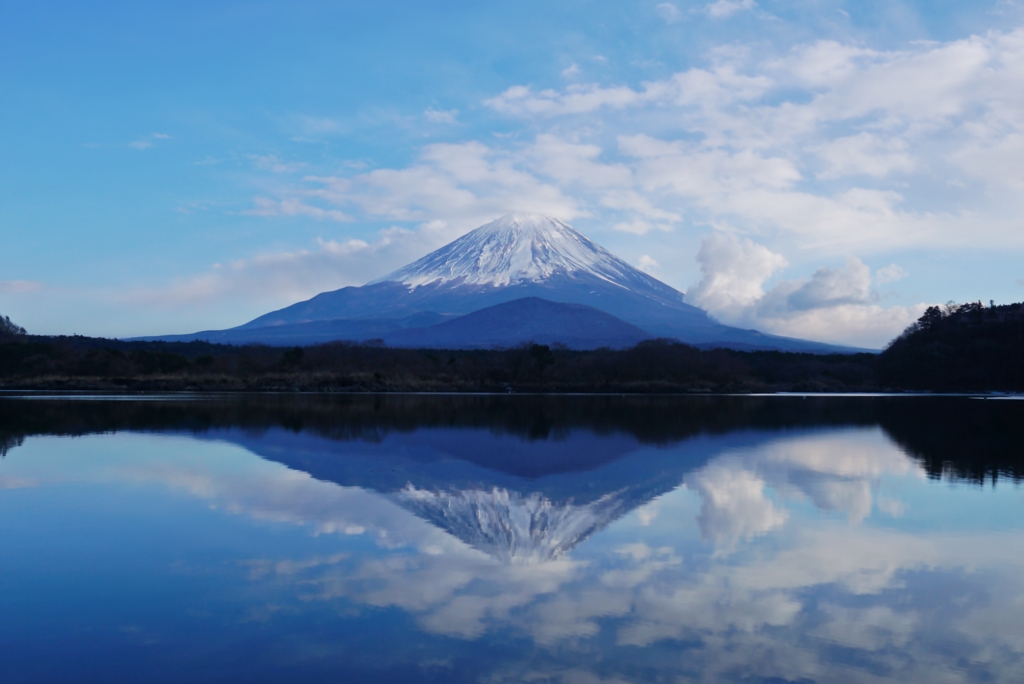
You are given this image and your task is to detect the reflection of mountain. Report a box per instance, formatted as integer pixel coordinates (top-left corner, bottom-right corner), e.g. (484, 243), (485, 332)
(222, 426), (750, 561)
(396, 485), (628, 564)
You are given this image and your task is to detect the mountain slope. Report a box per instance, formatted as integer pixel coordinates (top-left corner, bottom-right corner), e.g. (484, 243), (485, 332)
(134, 312), (452, 346)
(240, 213), (715, 336)
(383, 297), (652, 349)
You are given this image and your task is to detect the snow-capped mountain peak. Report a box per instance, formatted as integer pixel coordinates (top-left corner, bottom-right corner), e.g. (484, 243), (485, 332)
(371, 213), (641, 289)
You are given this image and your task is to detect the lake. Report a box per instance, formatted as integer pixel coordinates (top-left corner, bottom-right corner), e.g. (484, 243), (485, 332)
(1, 393), (1022, 683)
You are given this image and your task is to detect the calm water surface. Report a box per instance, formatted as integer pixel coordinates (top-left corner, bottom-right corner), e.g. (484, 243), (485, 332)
(0, 394), (1022, 683)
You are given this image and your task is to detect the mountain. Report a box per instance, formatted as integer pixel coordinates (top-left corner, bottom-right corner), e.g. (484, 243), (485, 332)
(140, 312), (453, 347)
(383, 297), (651, 349)
(140, 213), (868, 353)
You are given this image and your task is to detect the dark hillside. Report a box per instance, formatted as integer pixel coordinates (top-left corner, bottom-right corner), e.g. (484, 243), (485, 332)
(0, 334), (879, 393)
(879, 302), (1024, 391)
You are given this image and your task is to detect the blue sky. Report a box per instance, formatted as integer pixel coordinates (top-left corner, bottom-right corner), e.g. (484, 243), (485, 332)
(3, 0), (1024, 346)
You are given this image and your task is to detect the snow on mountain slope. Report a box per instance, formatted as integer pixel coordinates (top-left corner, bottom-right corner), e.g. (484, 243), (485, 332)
(373, 213), (654, 290)
(394, 485), (629, 564)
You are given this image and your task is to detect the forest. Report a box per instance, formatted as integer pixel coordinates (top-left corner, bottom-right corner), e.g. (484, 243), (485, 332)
(0, 301), (1021, 393)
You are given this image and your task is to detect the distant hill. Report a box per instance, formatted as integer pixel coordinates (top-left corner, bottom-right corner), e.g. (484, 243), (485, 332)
(382, 297), (651, 350)
(879, 301), (1024, 390)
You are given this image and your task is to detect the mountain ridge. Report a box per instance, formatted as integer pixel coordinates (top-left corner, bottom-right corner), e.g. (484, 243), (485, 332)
(138, 213), (872, 353)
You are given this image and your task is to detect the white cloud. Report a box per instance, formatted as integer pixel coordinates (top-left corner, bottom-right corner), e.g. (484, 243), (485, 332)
(875, 263), (907, 285)
(424, 107), (459, 124)
(685, 232), (789, 318)
(686, 234), (922, 347)
(705, 0), (756, 19)
(528, 134), (632, 189)
(485, 84), (647, 117)
(637, 254), (659, 273)
(484, 65), (771, 117)
(271, 141), (585, 238)
(655, 3), (682, 24)
(244, 197), (352, 222)
(481, 28), (1024, 255)
(561, 63), (581, 78)
(117, 229), (430, 310)
(292, 115), (344, 137)
(609, 220), (668, 234)
(128, 133), (170, 150)
(783, 257), (874, 311)
(249, 154), (307, 174)
(813, 133), (915, 179)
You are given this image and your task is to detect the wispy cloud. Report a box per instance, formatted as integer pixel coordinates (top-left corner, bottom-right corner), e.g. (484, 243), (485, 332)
(117, 230), (427, 310)
(129, 133), (171, 150)
(704, 0), (756, 19)
(655, 3), (682, 24)
(424, 107), (459, 124)
(875, 264), (908, 285)
(244, 197), (351, 222)
(249, 154), (307, 174)
(0, 280), (45, 294)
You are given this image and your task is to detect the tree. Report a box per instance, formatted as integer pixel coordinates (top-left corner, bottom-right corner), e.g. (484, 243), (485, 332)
(530, 343), (555, 374)
(918, 305), (944, 331)
(0, 315), (26, 336)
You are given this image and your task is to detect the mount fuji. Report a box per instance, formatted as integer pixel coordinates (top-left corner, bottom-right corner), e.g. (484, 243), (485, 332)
(144, 214), (865, 352)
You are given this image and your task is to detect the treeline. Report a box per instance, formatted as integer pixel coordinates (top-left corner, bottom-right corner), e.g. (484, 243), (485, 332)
(0, 334), (878, 392)
(0, 300), (1021, 392)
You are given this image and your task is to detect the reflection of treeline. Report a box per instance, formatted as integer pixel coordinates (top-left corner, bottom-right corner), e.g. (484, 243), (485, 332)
(0, 394), (1020, 484)
(0, 394), (879, 446)
(877, 398), (1024, 484)
(880, 302), (1024, 391)
(0, 336), (879, 392)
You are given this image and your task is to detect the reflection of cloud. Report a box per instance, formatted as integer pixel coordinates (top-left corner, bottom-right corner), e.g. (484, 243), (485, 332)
(0, 475), (37, 489)
(8, 430), (1024, 682)
(306, 552), (583, 640)
(811, 604), (917, 650)
(686, 428), (923, 540)
(688, 465), (788, 546)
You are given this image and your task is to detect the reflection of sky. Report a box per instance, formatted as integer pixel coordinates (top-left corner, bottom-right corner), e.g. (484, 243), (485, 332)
(1, 428), (1023, 682)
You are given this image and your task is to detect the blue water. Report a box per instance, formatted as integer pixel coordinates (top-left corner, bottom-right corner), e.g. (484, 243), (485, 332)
(0, 395), (1021, 683)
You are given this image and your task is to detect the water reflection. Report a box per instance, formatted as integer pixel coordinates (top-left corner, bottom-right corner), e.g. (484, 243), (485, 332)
(0, 394), (1022, 683)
